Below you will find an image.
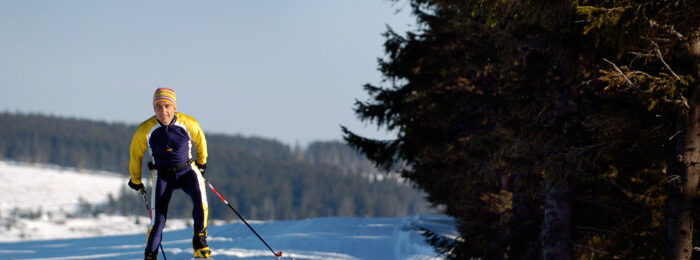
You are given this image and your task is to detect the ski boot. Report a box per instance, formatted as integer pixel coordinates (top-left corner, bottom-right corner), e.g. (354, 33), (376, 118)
(144, 250), (158, 260)
(193, 229), (212, 258)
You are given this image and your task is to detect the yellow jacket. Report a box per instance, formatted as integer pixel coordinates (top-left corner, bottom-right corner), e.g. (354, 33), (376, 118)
(129, 112), (207, 184)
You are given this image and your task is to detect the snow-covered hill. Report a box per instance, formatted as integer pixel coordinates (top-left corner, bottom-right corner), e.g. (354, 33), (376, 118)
(0, 161), (456, 259)
(0, 161), (124, 214)
(0, 161), (193, 241)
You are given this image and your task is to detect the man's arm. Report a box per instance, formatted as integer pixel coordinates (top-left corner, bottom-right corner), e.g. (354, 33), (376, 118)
(192, 123), (208, 166)
(182, 113), (208, 165)
(129, 124), (150, 184)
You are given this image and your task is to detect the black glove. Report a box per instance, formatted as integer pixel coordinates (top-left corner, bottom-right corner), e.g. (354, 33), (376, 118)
(128, 179), (145, 191)
(196, 163), (207, 177)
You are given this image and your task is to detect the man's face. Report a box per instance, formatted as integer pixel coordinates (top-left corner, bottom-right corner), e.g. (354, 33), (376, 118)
(154, 101), (176, 125)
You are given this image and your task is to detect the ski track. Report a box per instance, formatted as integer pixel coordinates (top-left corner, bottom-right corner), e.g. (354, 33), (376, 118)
(0, 161), (456, 259)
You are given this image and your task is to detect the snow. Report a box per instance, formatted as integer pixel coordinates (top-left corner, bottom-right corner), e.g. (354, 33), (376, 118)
(0, 161), (193, 241)
(0, 161), (124, 214)
(0, 214), (456, 259)
(0, 161), (457, 259)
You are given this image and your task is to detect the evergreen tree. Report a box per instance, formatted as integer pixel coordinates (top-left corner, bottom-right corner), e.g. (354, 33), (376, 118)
(345, 0), (700, 259)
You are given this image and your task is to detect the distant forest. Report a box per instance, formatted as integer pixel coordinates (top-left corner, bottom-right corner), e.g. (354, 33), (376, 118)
(0, 112), (432, 220)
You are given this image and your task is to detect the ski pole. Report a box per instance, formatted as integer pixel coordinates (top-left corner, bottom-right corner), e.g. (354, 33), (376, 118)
(206, 180), (283, 258)
(139, 189), (168, 260)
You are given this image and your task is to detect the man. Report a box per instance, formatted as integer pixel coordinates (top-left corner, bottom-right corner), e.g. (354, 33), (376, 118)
(128, 87), (211, 259)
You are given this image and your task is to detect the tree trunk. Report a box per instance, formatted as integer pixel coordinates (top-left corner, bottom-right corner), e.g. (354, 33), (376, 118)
(541, 182), (573, 260)
(508, 170), (542, 259)
(540, 33), (577, 259)
(666, 86), (700, 260)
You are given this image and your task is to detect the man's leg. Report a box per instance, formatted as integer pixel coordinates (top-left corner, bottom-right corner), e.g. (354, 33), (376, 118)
(180, 165), (210, 257)
(145, 170), (175, 257)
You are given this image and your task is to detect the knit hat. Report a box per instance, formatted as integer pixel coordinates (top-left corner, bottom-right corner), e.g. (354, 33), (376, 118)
(153, 87), (177, 108)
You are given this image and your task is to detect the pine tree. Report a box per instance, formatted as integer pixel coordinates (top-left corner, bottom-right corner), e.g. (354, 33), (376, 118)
(345, 0), (700, 259)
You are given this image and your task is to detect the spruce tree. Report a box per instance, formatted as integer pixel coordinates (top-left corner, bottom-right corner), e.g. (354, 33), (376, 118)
(345, 1), (700, 259)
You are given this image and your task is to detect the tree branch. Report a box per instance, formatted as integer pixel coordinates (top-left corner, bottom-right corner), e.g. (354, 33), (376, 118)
(573, 243), (609, 255)
(654, 44), (681, 81)
(603, 58), (635, 87)
(669, 130), (684, 141)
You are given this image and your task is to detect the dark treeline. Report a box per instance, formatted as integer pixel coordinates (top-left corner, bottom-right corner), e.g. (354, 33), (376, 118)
(0, 113), (134, 171)
(0, 112), (432, 220)
(302, 141), (378, 176)
(344, 1), (700, 259)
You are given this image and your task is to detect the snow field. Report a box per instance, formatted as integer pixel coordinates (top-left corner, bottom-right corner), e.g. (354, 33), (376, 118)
(0, 214), (456, 259)
(0, 161), (194, 241)
(0, 161), (125, 214)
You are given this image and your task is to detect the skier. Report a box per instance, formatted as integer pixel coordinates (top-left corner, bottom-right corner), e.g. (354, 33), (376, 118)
(128, 87), (212, 259)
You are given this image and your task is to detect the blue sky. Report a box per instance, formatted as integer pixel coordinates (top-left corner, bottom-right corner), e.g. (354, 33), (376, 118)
(0, 0), (415, 146)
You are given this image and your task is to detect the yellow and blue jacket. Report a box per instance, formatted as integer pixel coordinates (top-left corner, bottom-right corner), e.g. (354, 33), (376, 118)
(129, 112), (207, 184)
